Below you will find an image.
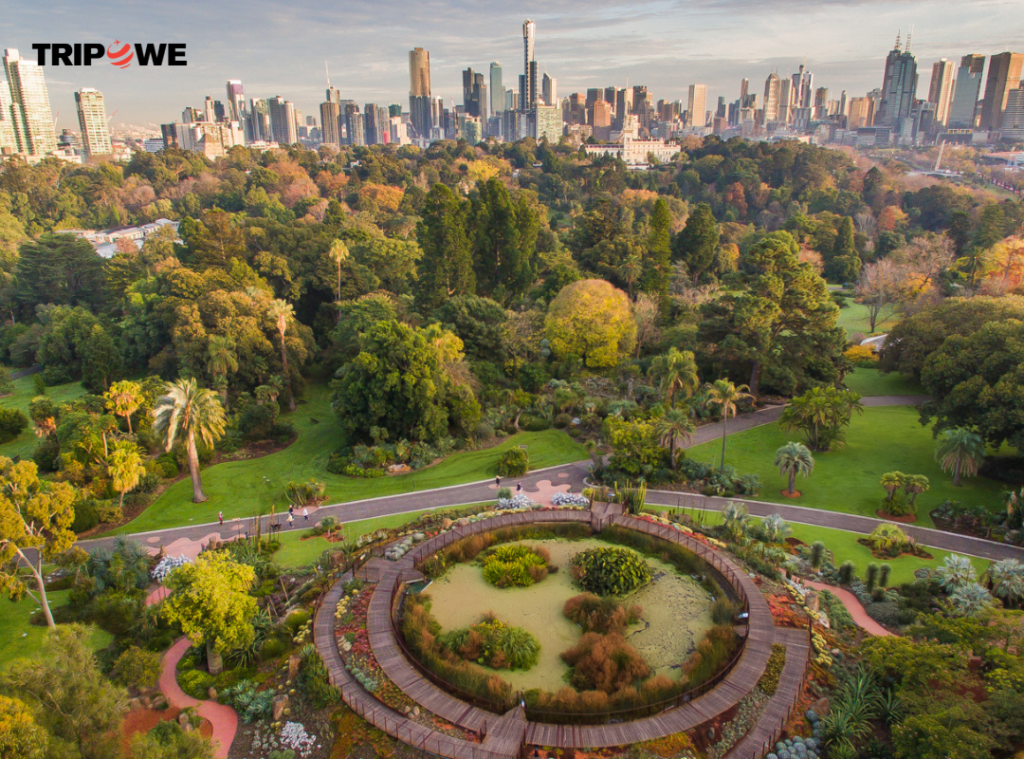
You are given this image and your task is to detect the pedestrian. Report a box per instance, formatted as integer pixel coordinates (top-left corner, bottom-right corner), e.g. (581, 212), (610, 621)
(218, 511), (223, 526)
(303, 507), (309, 521)
(495, 475), (500, 488)
(287, 513), (294, 529)
(516, 483), (522, 493)
(288, 505), (294, 517)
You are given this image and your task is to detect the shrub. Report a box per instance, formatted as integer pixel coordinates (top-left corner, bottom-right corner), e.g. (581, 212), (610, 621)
(474, 423), (495, 440)
(563, 594), (642, 634)
(518, 414), (550, 431)
(879, 564), (892, 587)
(286, 479), (326, 506)
(221, 679), (275, 723)
(297, 644), (340, 707)
(554, 413), (572, 429)
(32, 434), (61, 472)
(710, 597), (740, 625)
(571, 546), (651, 596)
(866, 563), (879, 591)
(179, 669), (215, 700)
(865, 601), (902, 628)
(71, 499), (100, 533)
(757, 643), (787, 695)
(259, 638), (288, 661)
(820, 590), (855, 630)
(482, 544), (549, 587)
(844, 345), (877, 364)
(284, 609), (311, 633)
(112, 645), (163, 689)
(867, 523), (916, 557)
(561, 632), (650, 693)
(0, 407), (28, 443)
(439, 617), (541, 670)
(496, 486), (512, 500)
(839, 561), (856, 585)
(681, 625), (740, 688)
(237, 401), (282, 442)
(810, 541), (826, 569)
(496, 447), (529, 477)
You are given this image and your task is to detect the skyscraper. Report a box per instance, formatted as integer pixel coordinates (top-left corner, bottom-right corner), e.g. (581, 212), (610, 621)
(521, 20), (537, 112)
(1004, 87), (1024, 131)
(687, 84), (707, 128)
(948, 55), (985, 128)
(75, 88), (112, 158)
(409, 47), (432, 139)
(542, 73), (557, 106)
(267, 96), (297, 144)
(878, 33), (918, 133)
(927, 59), (955, 126)
(226, 80), (246, 123)
(763, 73), (781, 123)
(490, 63), (503, 115)
(980, 52), (1024, 130)
(778, 78), (792, 124)
(3, 48), (56, 156)
(0, 77), (17, 154)
(344, 103), (365, 146)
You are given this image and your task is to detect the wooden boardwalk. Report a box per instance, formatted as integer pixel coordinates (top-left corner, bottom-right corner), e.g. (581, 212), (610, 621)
(315, 509), (809, 758)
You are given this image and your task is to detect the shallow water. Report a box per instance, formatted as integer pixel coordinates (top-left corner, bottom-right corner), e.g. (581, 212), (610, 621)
(422, 537), (714, 693)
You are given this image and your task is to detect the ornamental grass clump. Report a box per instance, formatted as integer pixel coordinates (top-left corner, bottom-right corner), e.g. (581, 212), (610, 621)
(570, 546), (651, 596)
(563, 593), (643, 634)
(481, 544), (551, 587)
(439, 615), (541, 670)
(561, 632), (651, 693)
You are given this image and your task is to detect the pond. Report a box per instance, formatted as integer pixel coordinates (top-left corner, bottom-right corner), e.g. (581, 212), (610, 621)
(421, 537), (715, 692)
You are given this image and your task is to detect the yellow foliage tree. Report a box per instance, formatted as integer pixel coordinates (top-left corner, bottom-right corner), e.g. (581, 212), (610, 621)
(545, 279), (636, 368)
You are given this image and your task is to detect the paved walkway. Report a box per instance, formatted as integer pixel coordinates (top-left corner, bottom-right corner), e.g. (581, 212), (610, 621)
(801, 580), (892, 638)
(158, 638), (238, 759)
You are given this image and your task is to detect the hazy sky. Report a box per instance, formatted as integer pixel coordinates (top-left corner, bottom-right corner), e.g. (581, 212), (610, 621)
(6, 0), (1024, 131)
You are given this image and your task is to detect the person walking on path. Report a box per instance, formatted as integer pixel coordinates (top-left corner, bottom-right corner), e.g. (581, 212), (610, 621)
(218, 511), (223, 526)
(287, 513), (294, 529)
(288, 505), (294, 517)
(495, 476), (501, 488)
(516, 483), (522, 493)
(302, 507), (309, 521)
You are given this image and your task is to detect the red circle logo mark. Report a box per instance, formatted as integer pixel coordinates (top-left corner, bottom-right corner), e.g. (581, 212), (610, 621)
(107, 41), (133, 69)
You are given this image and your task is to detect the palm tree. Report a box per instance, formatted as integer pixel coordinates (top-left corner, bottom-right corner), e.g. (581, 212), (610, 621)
(654, 407), (694, 470)
(880, 472), (904, 504)
(936, 554), (976, 593)
(108, 440), (146, 513)
(705, 379), (752, 473)
(774, 442), (815, 495)
(152, 379), (227, 503)
(647, 348), (699, 407)
(267, 299), (296, 412)
(935, 428), (986, 487)
(617, 254), (644, 300)
(206, 336), (239, 407)
(328, 239), (350, 317)
(950, 582), (996, 618)
(104, 380), (143, 434)
(988, 559), (1024, 608)
(903, 474), (930, 507)
(759, 513), (793, 544)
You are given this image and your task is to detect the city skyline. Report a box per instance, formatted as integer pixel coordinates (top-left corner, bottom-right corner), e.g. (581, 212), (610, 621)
(7, 0), (1024, 129)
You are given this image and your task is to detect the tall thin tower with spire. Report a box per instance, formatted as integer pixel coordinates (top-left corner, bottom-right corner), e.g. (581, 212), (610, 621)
(878, 31), (918, 134)
(521, 20), (537, 112)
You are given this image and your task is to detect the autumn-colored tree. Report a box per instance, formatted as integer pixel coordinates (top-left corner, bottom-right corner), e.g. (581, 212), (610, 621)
(545, 279), (636, 368)
(0, 695), (49, 759)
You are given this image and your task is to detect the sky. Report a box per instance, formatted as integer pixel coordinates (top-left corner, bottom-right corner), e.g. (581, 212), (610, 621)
(6, 0), (1024, 132)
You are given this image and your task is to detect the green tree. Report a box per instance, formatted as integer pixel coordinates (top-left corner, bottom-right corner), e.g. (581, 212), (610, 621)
(0, 694), (49, 759)
(129, 721), (215, 759)
(673, 203), (719, 285)
(545, 279), (636, 368)
(654, 407), (694, 470)
(3, 624), (127, 759)
(903, 474), (930, 507)
(643, 198), (672, 303)
(825, 216), (861, 283)
(104, 379), (143, 434)
(881, 471), (905, 503)
(328, 238), (349, 315)
(162, 552), (257, 675)
(934, 428), (985, 487)
(0, 457), (76, 628)
(151, 379), (226, 503)
(469, 177), (539, 302)
(974, 203), (1007, 251)
(267, 299), (296, 412)
(705, 379), (752, 473)
(647, 348), (699, 406)
(416, 183), (475, 311)
(108, 440), (146, 512)
(205, 336), (238, 407)
(988, 559), (1024, 609)
(616, 253), (644, 300)
(14, 234), (105, 319)
(775, 441), (814, 494)
(779, 386), (864, 452)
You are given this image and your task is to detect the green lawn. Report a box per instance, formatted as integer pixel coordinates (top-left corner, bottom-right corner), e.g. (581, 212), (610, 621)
(653, 507), (989, 586)
(843, 368), (925, 397)
(0, 589), (112, 670)
(0, 375), (88, 461)
(836, 302), (899, 338)
(684, 406), (1006, 529)
(115, 384), (588, 534)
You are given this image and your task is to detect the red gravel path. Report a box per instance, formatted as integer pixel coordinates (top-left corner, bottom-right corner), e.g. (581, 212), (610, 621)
(803, 579), (893, 637)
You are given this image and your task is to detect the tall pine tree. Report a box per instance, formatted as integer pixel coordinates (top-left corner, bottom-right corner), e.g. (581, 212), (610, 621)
(469, 178), (539, 303)
(415, 184), (475, 311)
(643, 199), (672, 306)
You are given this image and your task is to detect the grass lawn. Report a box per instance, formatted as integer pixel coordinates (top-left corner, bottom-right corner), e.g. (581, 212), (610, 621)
(115, 384), (588, 535)
(836, 301), (899, 338)
(684, 406), (1006, 529)
(653, 507), (989, 586)
(843, 368), (925, 397)
(0, 589), (112, 670)
(0, 376), (88, 461)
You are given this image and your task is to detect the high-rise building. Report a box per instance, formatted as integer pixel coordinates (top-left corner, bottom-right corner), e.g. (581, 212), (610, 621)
(364, 103), (383, 145)
(490, 63), (503, 115)
(878, 33), (918, 134)
(542, 73), (557, 107)
(764, 73), (781, 123)
(847, 97), (875, 129)
(75, 88), (112, 158)
(521, 20), (537, 112)
(267, 96), (297, 144)
(3, 48), (56, 156)
(0, 77), (18, 154)
(344, 103), (365, 146)
(687, 84), (707, 128)
(948, 54), (985, 128)
(980, 52), (1024, 130)
(409, 47), (432, 140)
(615, 88), (633, 129)
(535, 104), (562, 142)
(778, 78), (792, 124)
(226, 80), (246, 134)
(319, 101), (340, 145)
(927, 59), (955, 126)
(740, 78), (749, 104)
(248, 99), (271, 142)
(1004, 88), (1024, 131)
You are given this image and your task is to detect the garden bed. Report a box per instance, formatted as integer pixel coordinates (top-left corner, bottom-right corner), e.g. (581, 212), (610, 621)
(875, 509), (917, 523)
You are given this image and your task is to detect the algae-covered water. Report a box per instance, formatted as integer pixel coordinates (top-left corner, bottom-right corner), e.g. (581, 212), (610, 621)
(422, 538), (714, 692)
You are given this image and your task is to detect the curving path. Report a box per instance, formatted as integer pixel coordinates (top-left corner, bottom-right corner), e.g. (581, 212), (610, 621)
(158, 638), (238, 759)
(801, 579), (892, 638)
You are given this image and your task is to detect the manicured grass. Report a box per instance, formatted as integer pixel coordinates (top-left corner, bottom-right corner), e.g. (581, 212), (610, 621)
(0, 375), (88, 461)
(683, 406), (1006, 529)
(0, 589), (112, 670)
(836, 301), (899, 338)
(116, 384), (588, 534)
(843, 367), (924, 397)
(653, 507), (989, 586)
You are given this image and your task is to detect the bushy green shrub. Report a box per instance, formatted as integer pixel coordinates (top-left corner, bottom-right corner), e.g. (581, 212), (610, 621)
(286, 479), (325, 506)
(285, 609), (311, 633)
(179, 669), (216, 700)
(710, 596), (740, 625)
(297, 644), (340, 707)
(439, 616), (541, 670)
(563, 594), (642, 634)
(496, 486), (512, 500)
(757, 643), (786, 695)
(518, 414), (550, 431)
(820, 590), (856, 630)
(0, 407), (28, 443)
(220, 679), (274, 723)
(112, 645), (163, 689)
(496, 447), (529, 477)
(71, 499), (100, 533)
(570, 546), (651, 596)
(865, 601), (902, 628)
(482, 544), (549, 587)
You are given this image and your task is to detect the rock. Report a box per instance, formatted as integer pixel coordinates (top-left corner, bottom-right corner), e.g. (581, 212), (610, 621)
(804, 591), (819, 612)
(207, 687), (217, 700)
(412, 706), (420, 718)
(403, 705), (412, 715)
(288, 654), (301, 681)
(442, 519), (452, 529)
(150, 694), (168, 710)
(127, 697), (142, 711)
(457, 518), (470, 526)
(809, 696), (830, 718)
(272, 694), (290, 721)
(178, 712), (193, 731)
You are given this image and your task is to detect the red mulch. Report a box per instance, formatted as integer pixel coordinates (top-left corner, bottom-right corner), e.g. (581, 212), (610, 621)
(120, 707), (213, 752)
(875, 509), (917, 524)
(780, 490), (802, 498)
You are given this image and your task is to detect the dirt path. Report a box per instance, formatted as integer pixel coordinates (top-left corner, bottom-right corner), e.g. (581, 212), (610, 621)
(158, 637), (239, 758)
(802, 579), (893, 637)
